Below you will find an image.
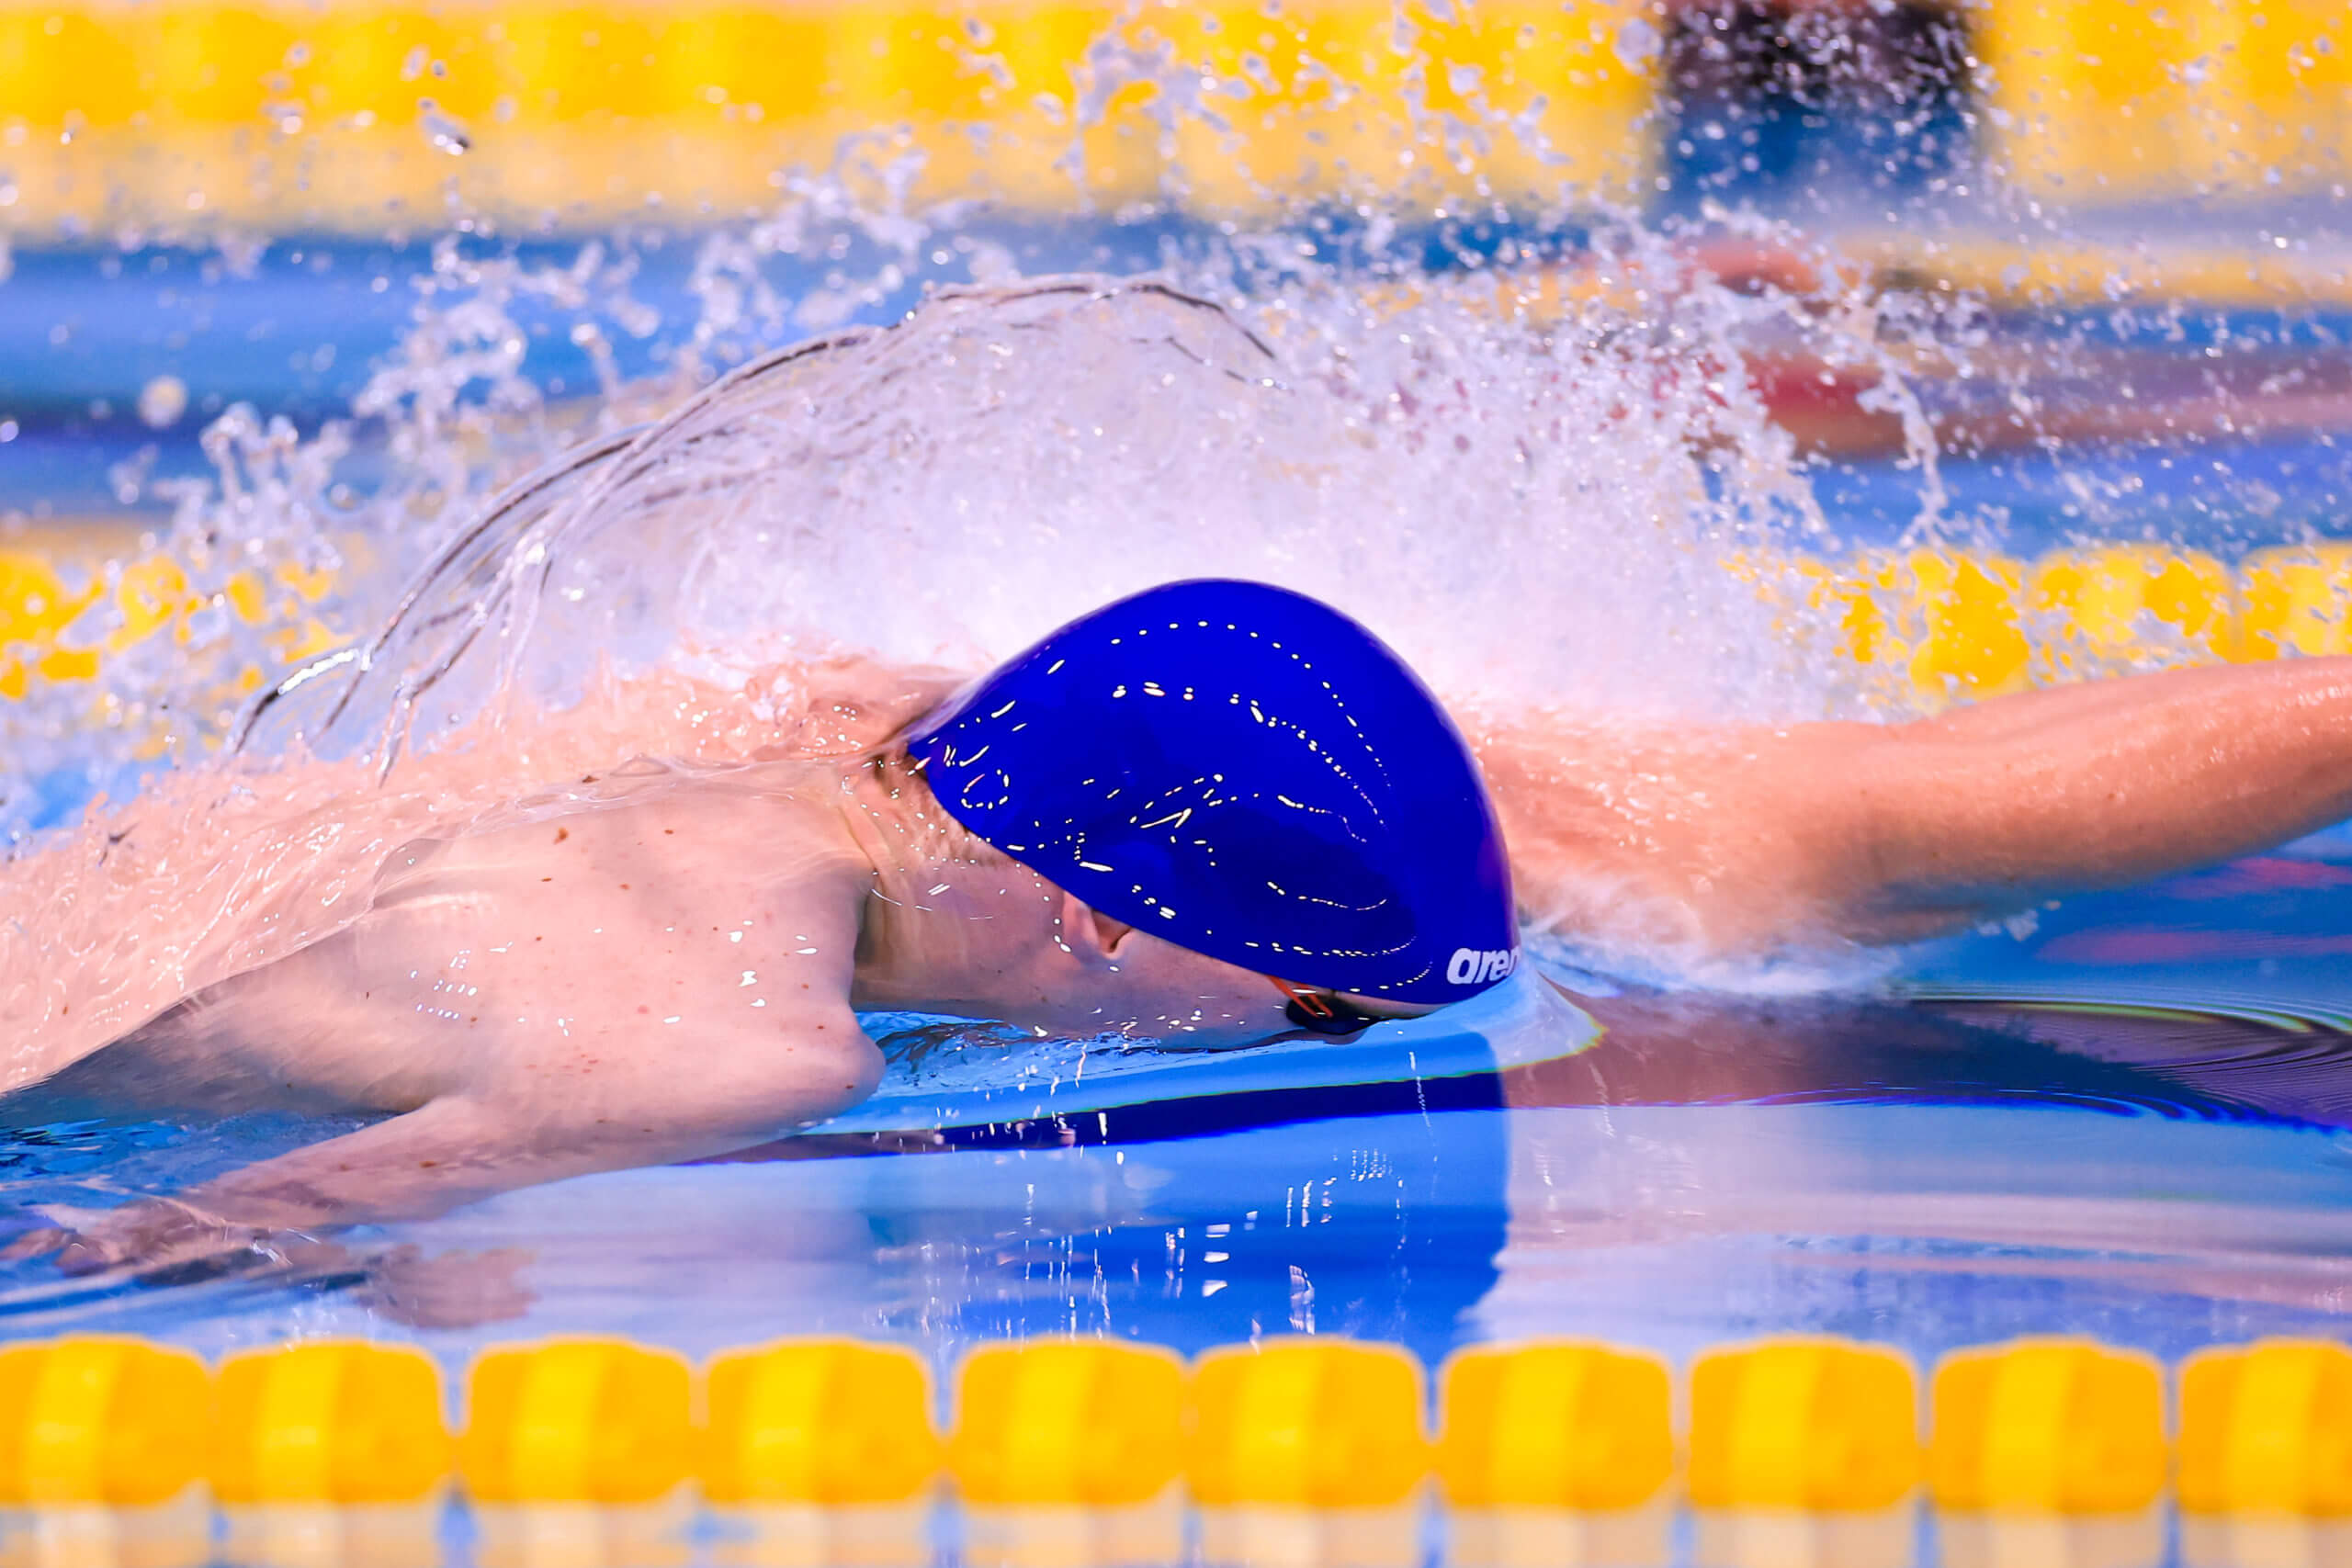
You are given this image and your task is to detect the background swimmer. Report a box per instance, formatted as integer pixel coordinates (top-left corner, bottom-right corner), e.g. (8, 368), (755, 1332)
(12, 578), (2352, 1274)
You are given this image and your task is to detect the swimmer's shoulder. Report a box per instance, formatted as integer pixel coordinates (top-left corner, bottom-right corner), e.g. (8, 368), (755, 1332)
(340, 777), (873, 1026)
(327, 771), (876, 1082)
(426, 753), (862, 847)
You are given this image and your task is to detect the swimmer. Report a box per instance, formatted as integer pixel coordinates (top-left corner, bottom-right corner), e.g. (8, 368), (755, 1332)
(14, 575), (2352, 1275)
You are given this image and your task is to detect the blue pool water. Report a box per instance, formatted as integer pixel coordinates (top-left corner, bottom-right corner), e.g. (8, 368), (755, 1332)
(6, 238), (2352, 1354)
(1, 804), (2347, 1367)
(6, 216), (2352, 1568)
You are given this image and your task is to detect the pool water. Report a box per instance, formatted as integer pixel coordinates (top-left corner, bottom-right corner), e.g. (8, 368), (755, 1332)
(4, 238), (2351, 1352)
(2, 765), (2347, 1364)
(5, 58), (2352, 1559)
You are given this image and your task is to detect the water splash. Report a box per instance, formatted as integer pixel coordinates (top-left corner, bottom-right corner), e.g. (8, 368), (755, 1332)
(0, 9), (2005, 1033)
(243, 266), (1838, 782)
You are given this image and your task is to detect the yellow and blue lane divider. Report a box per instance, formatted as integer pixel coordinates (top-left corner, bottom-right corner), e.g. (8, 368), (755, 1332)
(1743, 540), (2352, 707)
(0, 0), (2345, 230)
(0, 535), (334, 743)
(0, 0), (1658, 230)
(0, 1332), (2343, 1517)
(12, 539), (2352, 732)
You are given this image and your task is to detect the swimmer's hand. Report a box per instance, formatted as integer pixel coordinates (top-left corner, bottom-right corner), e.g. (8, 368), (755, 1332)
(4, 1207), (537, 1327)
(4, 1197), (304, 1277)
(356, 1245), (537, 1329)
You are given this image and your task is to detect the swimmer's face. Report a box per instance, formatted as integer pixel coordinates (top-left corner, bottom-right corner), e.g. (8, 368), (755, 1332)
(1012, 892), (1432, 1048)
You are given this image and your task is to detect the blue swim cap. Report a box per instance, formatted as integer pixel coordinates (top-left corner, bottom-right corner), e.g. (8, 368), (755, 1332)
(907, 580), (1520, 1007)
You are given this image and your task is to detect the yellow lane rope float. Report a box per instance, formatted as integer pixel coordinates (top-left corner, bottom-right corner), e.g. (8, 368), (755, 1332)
(1742, 541), (2352, 710)
(0, 1332), (2343, 1516)
(1980, 0), (2352, 205)
(10, 540), (2352, 742)
(0, 0), (1658, 230)
(0, 0), (2345, 231)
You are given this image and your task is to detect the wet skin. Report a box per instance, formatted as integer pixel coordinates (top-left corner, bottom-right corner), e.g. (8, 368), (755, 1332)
(19, 653), (2352, 1274)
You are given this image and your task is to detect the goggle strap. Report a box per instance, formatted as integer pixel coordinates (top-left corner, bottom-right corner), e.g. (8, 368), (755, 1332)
(1269, 976), (1338, 1019)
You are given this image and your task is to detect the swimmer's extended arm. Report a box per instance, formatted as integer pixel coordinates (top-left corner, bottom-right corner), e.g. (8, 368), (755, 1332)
(1476, 658), (2352, 956)
(1855, 659), (2352, 925)
(26, 1017), (883, 1275)
(202, 1030), (879, 1228)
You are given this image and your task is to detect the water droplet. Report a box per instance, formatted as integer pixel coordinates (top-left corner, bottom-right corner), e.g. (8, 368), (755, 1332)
(420, 102), (472, 156)
(1612, 16), (1661, 72)
(136, 376), (187, 431)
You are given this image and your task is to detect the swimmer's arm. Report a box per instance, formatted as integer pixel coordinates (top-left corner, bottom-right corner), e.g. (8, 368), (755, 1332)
(1477, 659), (2352, 953)
(29, 1017), (883, 1271)
(1844, 658), (2352, 929)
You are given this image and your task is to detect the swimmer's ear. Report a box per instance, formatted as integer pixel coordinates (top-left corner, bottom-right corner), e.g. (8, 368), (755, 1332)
(1059, 889), (1137, 965)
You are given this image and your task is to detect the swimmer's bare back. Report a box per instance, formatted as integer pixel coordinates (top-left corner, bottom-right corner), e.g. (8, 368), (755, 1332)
(17, 773), (885, 1271)
(8, 660), (970, 1275)
(22, 651), (2352, 1272)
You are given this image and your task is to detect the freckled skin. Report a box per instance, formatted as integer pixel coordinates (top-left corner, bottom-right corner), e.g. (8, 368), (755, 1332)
(1472, 660), (2352, 969)
(29, 654), (2352, 1271)
(31, 735), (1334, 1269)
(116, 776), (879, 1220)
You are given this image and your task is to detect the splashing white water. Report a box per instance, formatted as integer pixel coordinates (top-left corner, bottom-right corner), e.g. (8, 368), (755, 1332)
(0, 0), (1981, 844)
(0, 4), (2001, 1061)
(243, 265), (1839, 781)
(0, 204), (1913, 1070)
